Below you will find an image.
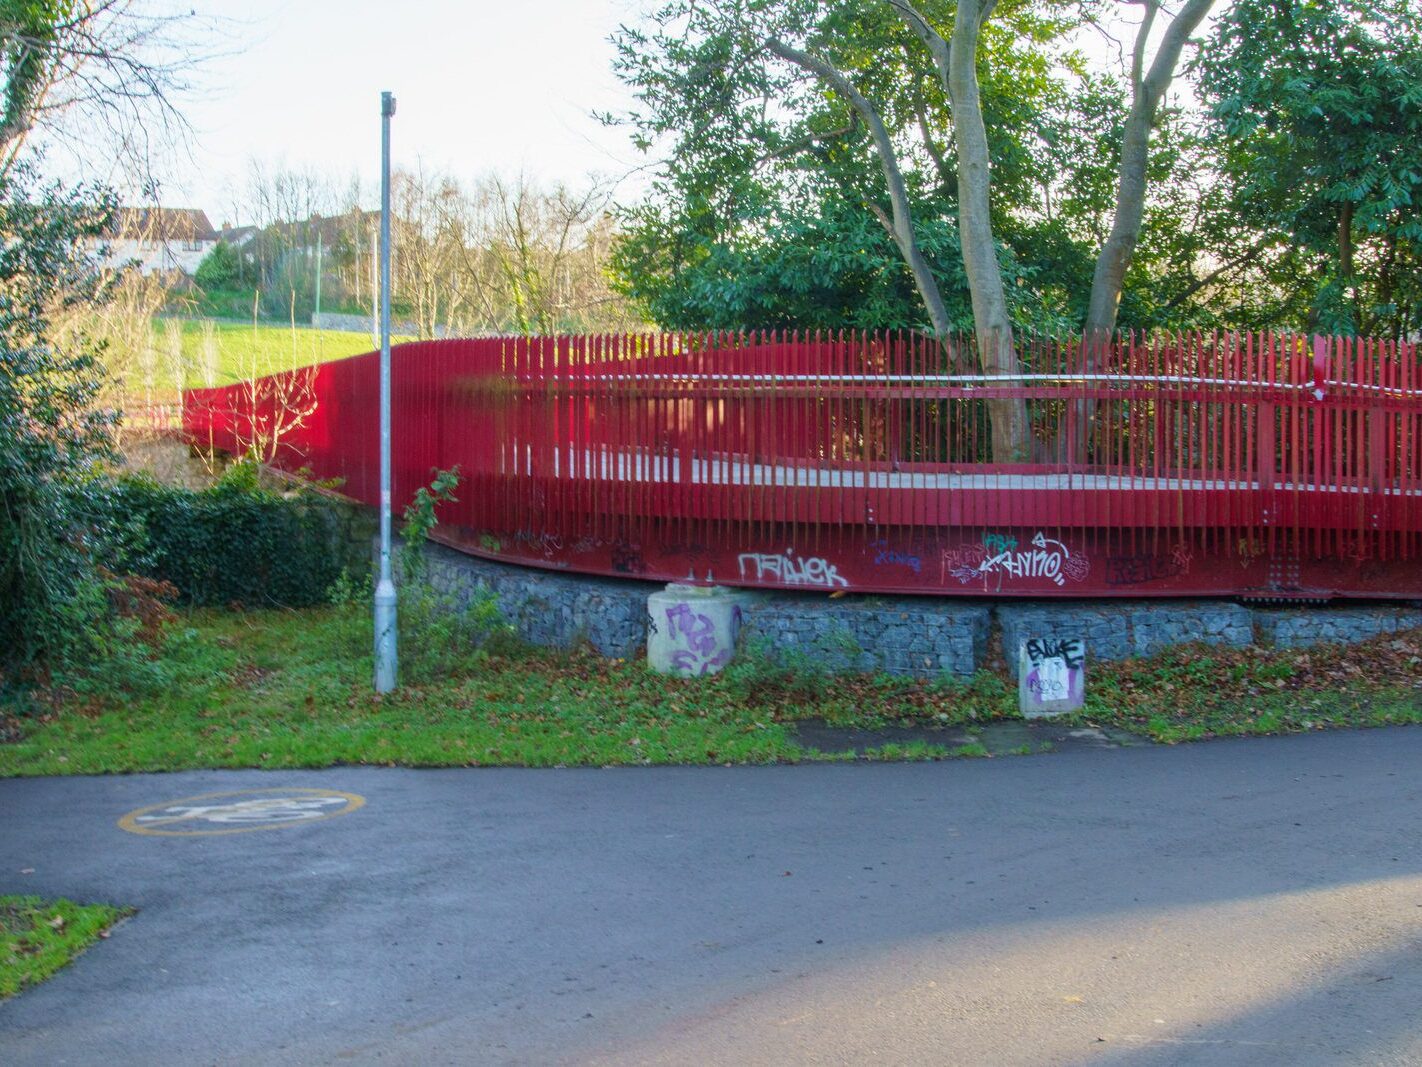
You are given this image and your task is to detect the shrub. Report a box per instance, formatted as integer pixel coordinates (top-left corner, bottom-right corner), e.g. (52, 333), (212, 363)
(392, 466), (514, 680)
(399, 582), (514, 683)
(718, 636), (829, 707)
(0, 167), (119, 682)
(193, 240), (241, 291)
(99, 468), (369, 608)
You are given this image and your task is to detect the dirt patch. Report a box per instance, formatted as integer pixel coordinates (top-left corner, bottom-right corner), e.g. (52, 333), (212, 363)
(230, 663), (275, 690)
(793, 717), (1144, 756)
(118, 436), (218, 490)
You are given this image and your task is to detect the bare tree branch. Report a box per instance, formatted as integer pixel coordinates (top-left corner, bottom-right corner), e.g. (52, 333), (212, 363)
(765, 36), (954, 338)
(1084, 0), (1217, 346)
(1, 0), (220, 179)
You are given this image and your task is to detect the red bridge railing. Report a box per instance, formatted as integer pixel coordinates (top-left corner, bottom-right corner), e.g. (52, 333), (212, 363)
(183, 331), (1422, 599)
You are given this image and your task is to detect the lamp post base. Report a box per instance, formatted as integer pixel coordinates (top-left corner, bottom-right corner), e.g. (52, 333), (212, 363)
(374, 578), (398, 692)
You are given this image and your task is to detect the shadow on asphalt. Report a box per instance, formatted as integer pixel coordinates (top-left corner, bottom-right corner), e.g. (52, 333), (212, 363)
(2, 726), (1420, 1064)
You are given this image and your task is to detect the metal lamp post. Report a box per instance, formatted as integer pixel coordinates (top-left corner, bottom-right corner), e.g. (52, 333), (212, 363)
(373, 90), (398, 692)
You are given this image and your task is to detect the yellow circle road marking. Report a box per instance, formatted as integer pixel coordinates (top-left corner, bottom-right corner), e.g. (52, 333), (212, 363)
(118, 788), (365, 837)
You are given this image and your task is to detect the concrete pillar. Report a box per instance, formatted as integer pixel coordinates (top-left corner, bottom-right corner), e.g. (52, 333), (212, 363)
(647, 584), (750, 677)
(1018, 636), (1086, 717)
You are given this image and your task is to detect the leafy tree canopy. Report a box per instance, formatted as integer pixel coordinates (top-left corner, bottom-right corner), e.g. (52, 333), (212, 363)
(608, 0), (1227, 334)
(610, 0), (1124, 331)
(610, 0), (1422, 338)
(1198, 0), (1422, 337)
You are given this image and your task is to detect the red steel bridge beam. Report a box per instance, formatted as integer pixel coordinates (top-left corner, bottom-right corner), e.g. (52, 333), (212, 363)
(183, 332), (1422, 600)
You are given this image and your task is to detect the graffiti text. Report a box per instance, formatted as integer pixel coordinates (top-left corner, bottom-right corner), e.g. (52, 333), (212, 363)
(871, 540), (922, 575)
(949, 532), (1089, 588)
(738, 549), (849, 589)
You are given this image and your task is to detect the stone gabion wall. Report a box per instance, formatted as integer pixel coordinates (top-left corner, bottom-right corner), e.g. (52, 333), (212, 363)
(998, 602), (1256, 662)
(736, 595), (991, 677)
(422, 542), (648, 657)
(1253, 606), (1422, 648)
(415, 542), (1422, 676)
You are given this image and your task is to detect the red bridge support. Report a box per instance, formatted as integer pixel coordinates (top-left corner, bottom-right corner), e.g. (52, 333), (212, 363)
(183, 331), (1422, 600)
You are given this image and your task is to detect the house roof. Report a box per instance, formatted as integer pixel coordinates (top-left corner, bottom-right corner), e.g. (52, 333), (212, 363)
(263, 209), (379, 248)
(218, 224), (259, 245)
(104, 207), (218, 242)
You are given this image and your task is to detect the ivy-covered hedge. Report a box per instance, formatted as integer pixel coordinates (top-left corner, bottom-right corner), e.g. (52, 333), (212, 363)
(99, 468), (371, 607)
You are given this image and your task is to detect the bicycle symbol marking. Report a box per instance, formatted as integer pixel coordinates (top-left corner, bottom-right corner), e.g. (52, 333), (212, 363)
(118, 788), (365, 836)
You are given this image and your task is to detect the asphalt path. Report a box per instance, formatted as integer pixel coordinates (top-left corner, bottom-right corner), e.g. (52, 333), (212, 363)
(2, 728), (1421, 1065)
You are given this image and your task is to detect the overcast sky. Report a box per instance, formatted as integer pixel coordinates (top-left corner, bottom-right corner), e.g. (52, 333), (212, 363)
(46, 0), (1174, 223)
(57, 0), (648, 220)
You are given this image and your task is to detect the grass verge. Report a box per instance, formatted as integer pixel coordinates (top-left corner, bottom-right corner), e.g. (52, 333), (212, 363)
(1079, 636), (1422, 742)
(152, 319), (416, 391)
(1, 896), (132, 999)
(0, 601), (1017, 775)
(1, 603), (1419, 775)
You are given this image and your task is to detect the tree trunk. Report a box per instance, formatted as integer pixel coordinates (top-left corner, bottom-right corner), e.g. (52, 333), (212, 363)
(948, 0), (1031, 462)
(1076, 0), (1217, 462)
(1338, 200), (1355, 279)
(891, 0), (1032, 461)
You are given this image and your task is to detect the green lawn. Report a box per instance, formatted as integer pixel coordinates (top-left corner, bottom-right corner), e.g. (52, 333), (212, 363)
(161, 320), (387, 388)
(1, 603), (1419, 776)
(147, 319), (420, 392)
(1083, 638), (1422, 742)
(1, 897), (132, 999)
(0, 602), (1016, 775)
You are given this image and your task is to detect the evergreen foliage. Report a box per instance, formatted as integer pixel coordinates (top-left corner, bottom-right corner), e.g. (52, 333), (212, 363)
(0, 165), (119, 679)
(193, 239), (241, 291)
(102, 466), (369, 608)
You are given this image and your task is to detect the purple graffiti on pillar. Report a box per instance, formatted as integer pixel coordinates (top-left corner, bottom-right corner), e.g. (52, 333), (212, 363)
(1025, 662), (1083, 703)
(671, 646), (734, 676)
(666, 603), (717, 655)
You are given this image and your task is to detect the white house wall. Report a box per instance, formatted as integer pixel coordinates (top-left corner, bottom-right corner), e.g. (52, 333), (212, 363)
(95, 237), (216, 277)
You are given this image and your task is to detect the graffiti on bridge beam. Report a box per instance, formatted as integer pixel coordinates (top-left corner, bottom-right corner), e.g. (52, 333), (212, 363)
(1341, 537), (1374, 564)
(738, 549), (849, 589)
(982, 532), (1018, 554)
(611, 541), (646, 575)
(943, 532), (1090, 589)
(870, 540), (923, 575)
(513, 529), (563, 558)
(1106, 543), (1194, 587)
(1236, 536), (1266, 568)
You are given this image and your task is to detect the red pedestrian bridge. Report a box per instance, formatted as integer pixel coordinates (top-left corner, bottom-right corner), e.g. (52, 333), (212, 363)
(182, 331), (1422, 600)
